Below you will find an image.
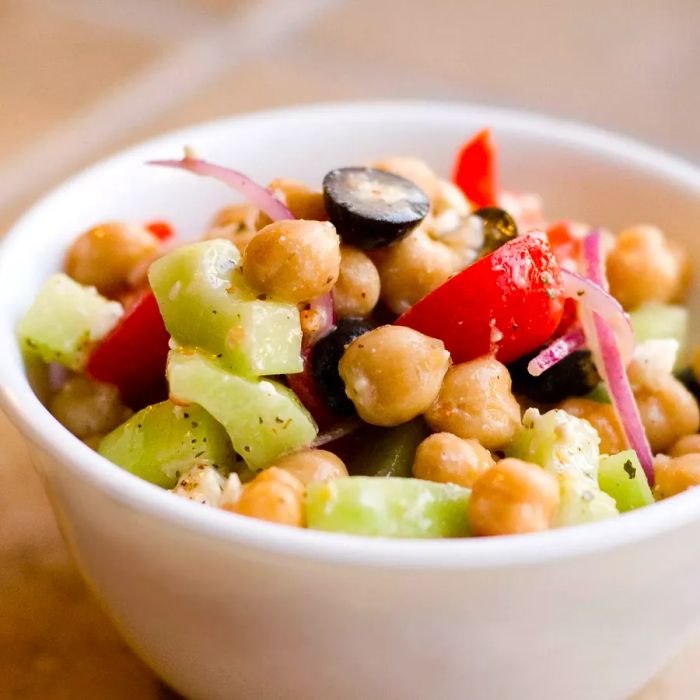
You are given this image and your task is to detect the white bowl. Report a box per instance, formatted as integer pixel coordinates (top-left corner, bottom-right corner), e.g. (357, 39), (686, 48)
(2, 102), (700, 700)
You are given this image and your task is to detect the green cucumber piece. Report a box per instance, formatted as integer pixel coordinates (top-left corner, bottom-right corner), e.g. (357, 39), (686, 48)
(98, 400), (235, 488)
(507, 408), (600, 482)
(167, 349), (317, 470)
(347, 419), (430, 477)
(306, 477), (471, 538)
(630, 303), (688, 366)
(18, 273), (123, 370)
(226, 300), (302, 376)
(598, 450), (654, 512)
(585, 384), (611, 404)
(508, 408), (619, 526)
(553, 473), (619, 527)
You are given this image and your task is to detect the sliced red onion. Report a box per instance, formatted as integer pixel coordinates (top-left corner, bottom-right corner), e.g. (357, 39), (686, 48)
(527, 327), (586, 377)
(561, 270), (635, 366)
(311, 419), (361, 448)
(579, 231), (654, 483)
(48, 362), (69, 391)
(148, 157), (293, 222)
(303, 292), (336, 347)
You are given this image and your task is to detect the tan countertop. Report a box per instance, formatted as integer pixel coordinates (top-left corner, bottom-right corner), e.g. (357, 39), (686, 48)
(1, 0), (699, 696)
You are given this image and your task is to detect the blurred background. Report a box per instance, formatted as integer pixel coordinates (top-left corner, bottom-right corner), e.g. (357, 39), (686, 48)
(1, 0), (698, 697)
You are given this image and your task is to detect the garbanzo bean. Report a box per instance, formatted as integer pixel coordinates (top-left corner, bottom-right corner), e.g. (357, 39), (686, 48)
(634, 374), (700, 453)
(256, 178), (327, 228)
(470, 458), (560, 536)
(65, 222), (159, 296)
(233, 467), (305, 526)
(333, 245), (381, 319)
(606, 224), (686, 309)
(339, 325), (450, 426)
(425, 358), (521, 450)
(373, 228), (456, 314)
(412, 432), (495, 488)
(559, 398), (626, 455)
(242, 219), (341, 303)
(653, 453), (700, 499)
(49, 375), (132, 439)
(271, 449), (348, 485)
(373, 156), (440, 201)
(669, 434), (700, 458)
(204, 203), (259, 253)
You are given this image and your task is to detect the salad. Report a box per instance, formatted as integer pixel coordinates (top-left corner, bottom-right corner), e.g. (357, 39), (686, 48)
(18, 130), (700, 538)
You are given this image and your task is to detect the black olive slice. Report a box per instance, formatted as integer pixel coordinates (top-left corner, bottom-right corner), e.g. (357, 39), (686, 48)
(323, 167), (430, 250)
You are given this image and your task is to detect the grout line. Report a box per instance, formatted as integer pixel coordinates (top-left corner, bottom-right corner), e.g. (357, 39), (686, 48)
(25, 0), (218, 41)
(0, 0), (344, 220)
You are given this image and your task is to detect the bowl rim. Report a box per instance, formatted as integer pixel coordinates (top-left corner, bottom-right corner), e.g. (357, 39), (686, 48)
(2, 98), (700, 570)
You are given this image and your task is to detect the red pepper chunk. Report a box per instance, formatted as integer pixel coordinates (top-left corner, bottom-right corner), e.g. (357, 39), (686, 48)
(451, 129), (498, 208)
(145, 220), (175, 241)
(87, 290), (170, 408)
(286, 348), (338, 431)
(396, 234), (565, 365)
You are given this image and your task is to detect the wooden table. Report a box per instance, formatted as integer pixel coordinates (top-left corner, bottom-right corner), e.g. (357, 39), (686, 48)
(2, 0), (699, 696)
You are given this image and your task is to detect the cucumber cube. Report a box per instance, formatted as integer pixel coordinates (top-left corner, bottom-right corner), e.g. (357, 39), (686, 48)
(508, 408), (600, 481)
(226, 301), (302, 376)
(598, 450), (654, 512)
(99, 400), (235, 488)
(306, 477), (471, 538)
(167, 349), (317, 470)
(553, 473), (619, 527)
(630, 303), (688, 366)
(18, 273), (123, 370)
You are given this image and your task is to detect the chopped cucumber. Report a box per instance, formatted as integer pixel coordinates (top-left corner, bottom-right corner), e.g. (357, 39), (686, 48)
(507, 408), (600, 482)
(167, 349), (317, 470)
(553, 473), (619, 527)
(598, 450), (654, 512)
(306, 477), (471, 538)
(18, 273), (123, 370)
(347, 419), (430, 477)
(630, 303), (688, 366)
(226, 300), (302, 376)
(585, 384), (611, 404)
(508, 408), (619, 526)
(98, 400), (235, 488)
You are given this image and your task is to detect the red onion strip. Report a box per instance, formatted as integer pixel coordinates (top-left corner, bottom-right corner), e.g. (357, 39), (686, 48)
(579, 231), (654, 483)
(527, 327), (586, 377)
(311, 419), (361, 448)
(148, 157), (293, 222)
(304, 292), (336, 347)
(560, 270), (635, 366)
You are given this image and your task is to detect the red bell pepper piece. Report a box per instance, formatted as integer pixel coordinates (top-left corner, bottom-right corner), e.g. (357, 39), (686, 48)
(546, 220), (582, 267)
(145, 220), (175, 241)
(86, 290), (170, 408)
(451, 129), (498, 208)
(397, 234), (564, 365)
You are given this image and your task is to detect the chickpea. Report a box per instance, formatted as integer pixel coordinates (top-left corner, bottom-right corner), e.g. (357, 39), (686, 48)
(373, 228), (456, 314)
(559, 398), (626, 455)
(333, 245), (380, 319)
(271, 449), (348, 485)
(242, 219), (341, 303)
(232, 467), (305, 527)
(373, 157), (440, 201)
(425, 358), (521, 450)
(470, 458), (560, 536)
(50, 375), (132, 439)
(412, 432), (495, 488)
(256, 178), (327, 228)
(634, 374), (699, 453)
(653, 453), (700, 499)
(65, 222), (160, 296)
(204, 203), (259, 253)
(339, 325), (450, 427)
(669, 434), (700, 458)
(606, 225), (686, 309)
